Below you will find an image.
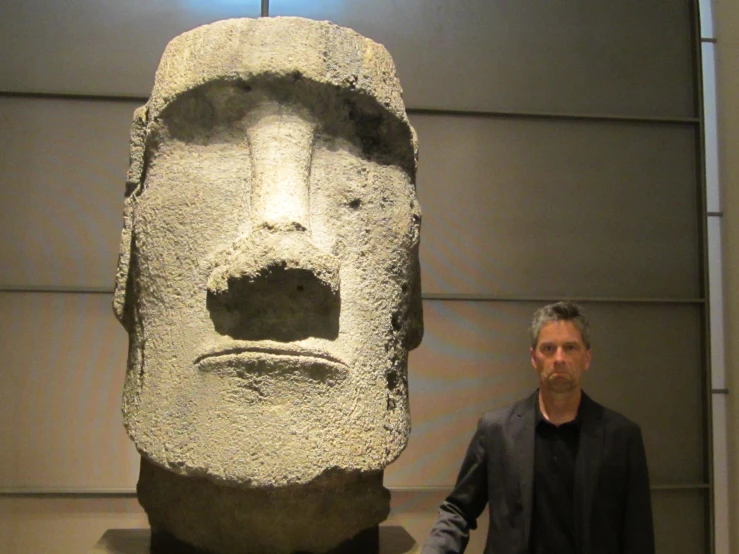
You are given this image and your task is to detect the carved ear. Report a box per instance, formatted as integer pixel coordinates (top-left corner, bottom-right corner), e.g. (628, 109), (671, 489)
(112, 200), (135, 330)
(404, 251), (424, 350)
(403, 197), (423, 350)
(113, 106), (147, 330)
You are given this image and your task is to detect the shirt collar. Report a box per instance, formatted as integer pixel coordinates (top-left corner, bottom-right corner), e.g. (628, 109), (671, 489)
(535, 389), (583, 428)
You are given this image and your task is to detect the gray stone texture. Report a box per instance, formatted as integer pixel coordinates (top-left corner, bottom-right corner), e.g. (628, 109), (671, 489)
(113, 16), (422, 554)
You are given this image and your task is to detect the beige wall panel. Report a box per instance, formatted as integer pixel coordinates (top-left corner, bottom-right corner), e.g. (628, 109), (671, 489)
(0, 494), (482, 554)
(411, 114), (701, 298)
(0, 494), (486, 554)
(0, 100), (701, 295)
(652, 490), (707, 554)
(390, 490), (705, 554)
(716, 1), (739, 552)
(0, 1), (694, 117)
(0, 491), (705, 554)
(0, 97), (138, 288)
(272, 0), (696, 116)
(0, 295), (704, 490)
(0, 497), (146, 554)
(386, 301), (535, 488)
(386, 301), (704, 488)
(583, 303), (705, 484)
(0, 0), (260, 97)
(0, 293), (137, 489)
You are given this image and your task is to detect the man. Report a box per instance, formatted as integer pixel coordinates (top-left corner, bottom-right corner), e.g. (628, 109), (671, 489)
(112, 17), (423, 553)
(422, 301), (654, 554)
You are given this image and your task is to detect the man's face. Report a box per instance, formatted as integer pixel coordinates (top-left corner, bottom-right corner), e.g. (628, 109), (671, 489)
(530, 320), (591, 394)
(119, 83), (421, 487)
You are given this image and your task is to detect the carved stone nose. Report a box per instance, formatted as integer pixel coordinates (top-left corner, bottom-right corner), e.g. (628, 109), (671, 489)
(205, 99), (341, 341)
(246, 100), (314, 234)
(206, 229), (340, 341)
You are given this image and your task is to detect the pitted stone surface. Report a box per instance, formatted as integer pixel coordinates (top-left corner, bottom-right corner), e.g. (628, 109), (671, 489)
(138, 458), (390, 554)
(114, 16), (422, 554)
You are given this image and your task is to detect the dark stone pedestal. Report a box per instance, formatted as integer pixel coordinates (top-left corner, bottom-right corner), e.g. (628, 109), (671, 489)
(92, 526), (419, 554)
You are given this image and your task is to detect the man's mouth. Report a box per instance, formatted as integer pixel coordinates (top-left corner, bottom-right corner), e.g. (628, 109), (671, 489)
(194, 342), (348, 382)
(551, 370), (570, 377)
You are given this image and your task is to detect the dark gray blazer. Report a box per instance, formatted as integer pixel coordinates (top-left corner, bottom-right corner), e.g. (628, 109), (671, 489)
(422, 391), (655, 554)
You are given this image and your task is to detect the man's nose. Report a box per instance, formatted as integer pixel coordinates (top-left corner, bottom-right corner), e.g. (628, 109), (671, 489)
(554, 347), (566, 362)
(204, 102), (340, 342)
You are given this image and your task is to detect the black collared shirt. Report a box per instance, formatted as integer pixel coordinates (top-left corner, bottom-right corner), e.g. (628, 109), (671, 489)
(529, 398), (581, 554)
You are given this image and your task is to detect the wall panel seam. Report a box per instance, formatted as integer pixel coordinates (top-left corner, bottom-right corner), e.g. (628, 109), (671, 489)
(0, 90), (700, 126)
(0, 484), (711, 497)
(0, 289), (708, 304)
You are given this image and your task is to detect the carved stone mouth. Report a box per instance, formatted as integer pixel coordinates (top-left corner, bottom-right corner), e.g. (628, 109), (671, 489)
(194, 344), (348, 381)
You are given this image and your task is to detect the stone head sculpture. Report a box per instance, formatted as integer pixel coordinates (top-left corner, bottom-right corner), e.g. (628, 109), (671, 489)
(113, 17), (422, 554)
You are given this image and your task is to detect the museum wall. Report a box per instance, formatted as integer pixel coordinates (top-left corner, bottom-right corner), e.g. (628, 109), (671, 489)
(716, 0), (739, 552)
(0, 1), (713, 553)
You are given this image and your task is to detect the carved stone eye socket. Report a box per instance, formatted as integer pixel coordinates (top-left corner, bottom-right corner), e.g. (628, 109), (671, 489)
(156, 78), (416, 176)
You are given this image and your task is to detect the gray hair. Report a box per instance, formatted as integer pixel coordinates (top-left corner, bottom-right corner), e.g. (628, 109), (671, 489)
(529, 301), (591, 349)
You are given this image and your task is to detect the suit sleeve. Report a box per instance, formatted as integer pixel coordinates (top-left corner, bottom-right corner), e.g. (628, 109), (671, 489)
(422, 418), (489, 554)
(622, 426), (655, 554)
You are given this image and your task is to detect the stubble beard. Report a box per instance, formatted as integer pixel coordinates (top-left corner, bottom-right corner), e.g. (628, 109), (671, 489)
(545, 372), (576, 394)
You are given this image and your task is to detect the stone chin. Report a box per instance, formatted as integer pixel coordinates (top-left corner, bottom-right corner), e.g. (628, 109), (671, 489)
(121, 321), (414, 488)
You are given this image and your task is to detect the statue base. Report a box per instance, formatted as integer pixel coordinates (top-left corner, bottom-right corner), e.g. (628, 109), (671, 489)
(92, 526), (420, 554)
(136, 458), (392, 554)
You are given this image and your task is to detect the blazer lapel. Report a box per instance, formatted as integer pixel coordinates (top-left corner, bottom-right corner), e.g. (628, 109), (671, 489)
(574, 392), (604, 554)
(512, 392), (537, 547)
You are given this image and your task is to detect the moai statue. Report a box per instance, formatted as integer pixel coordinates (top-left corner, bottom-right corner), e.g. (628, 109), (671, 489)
(113, 17), (422, 554)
